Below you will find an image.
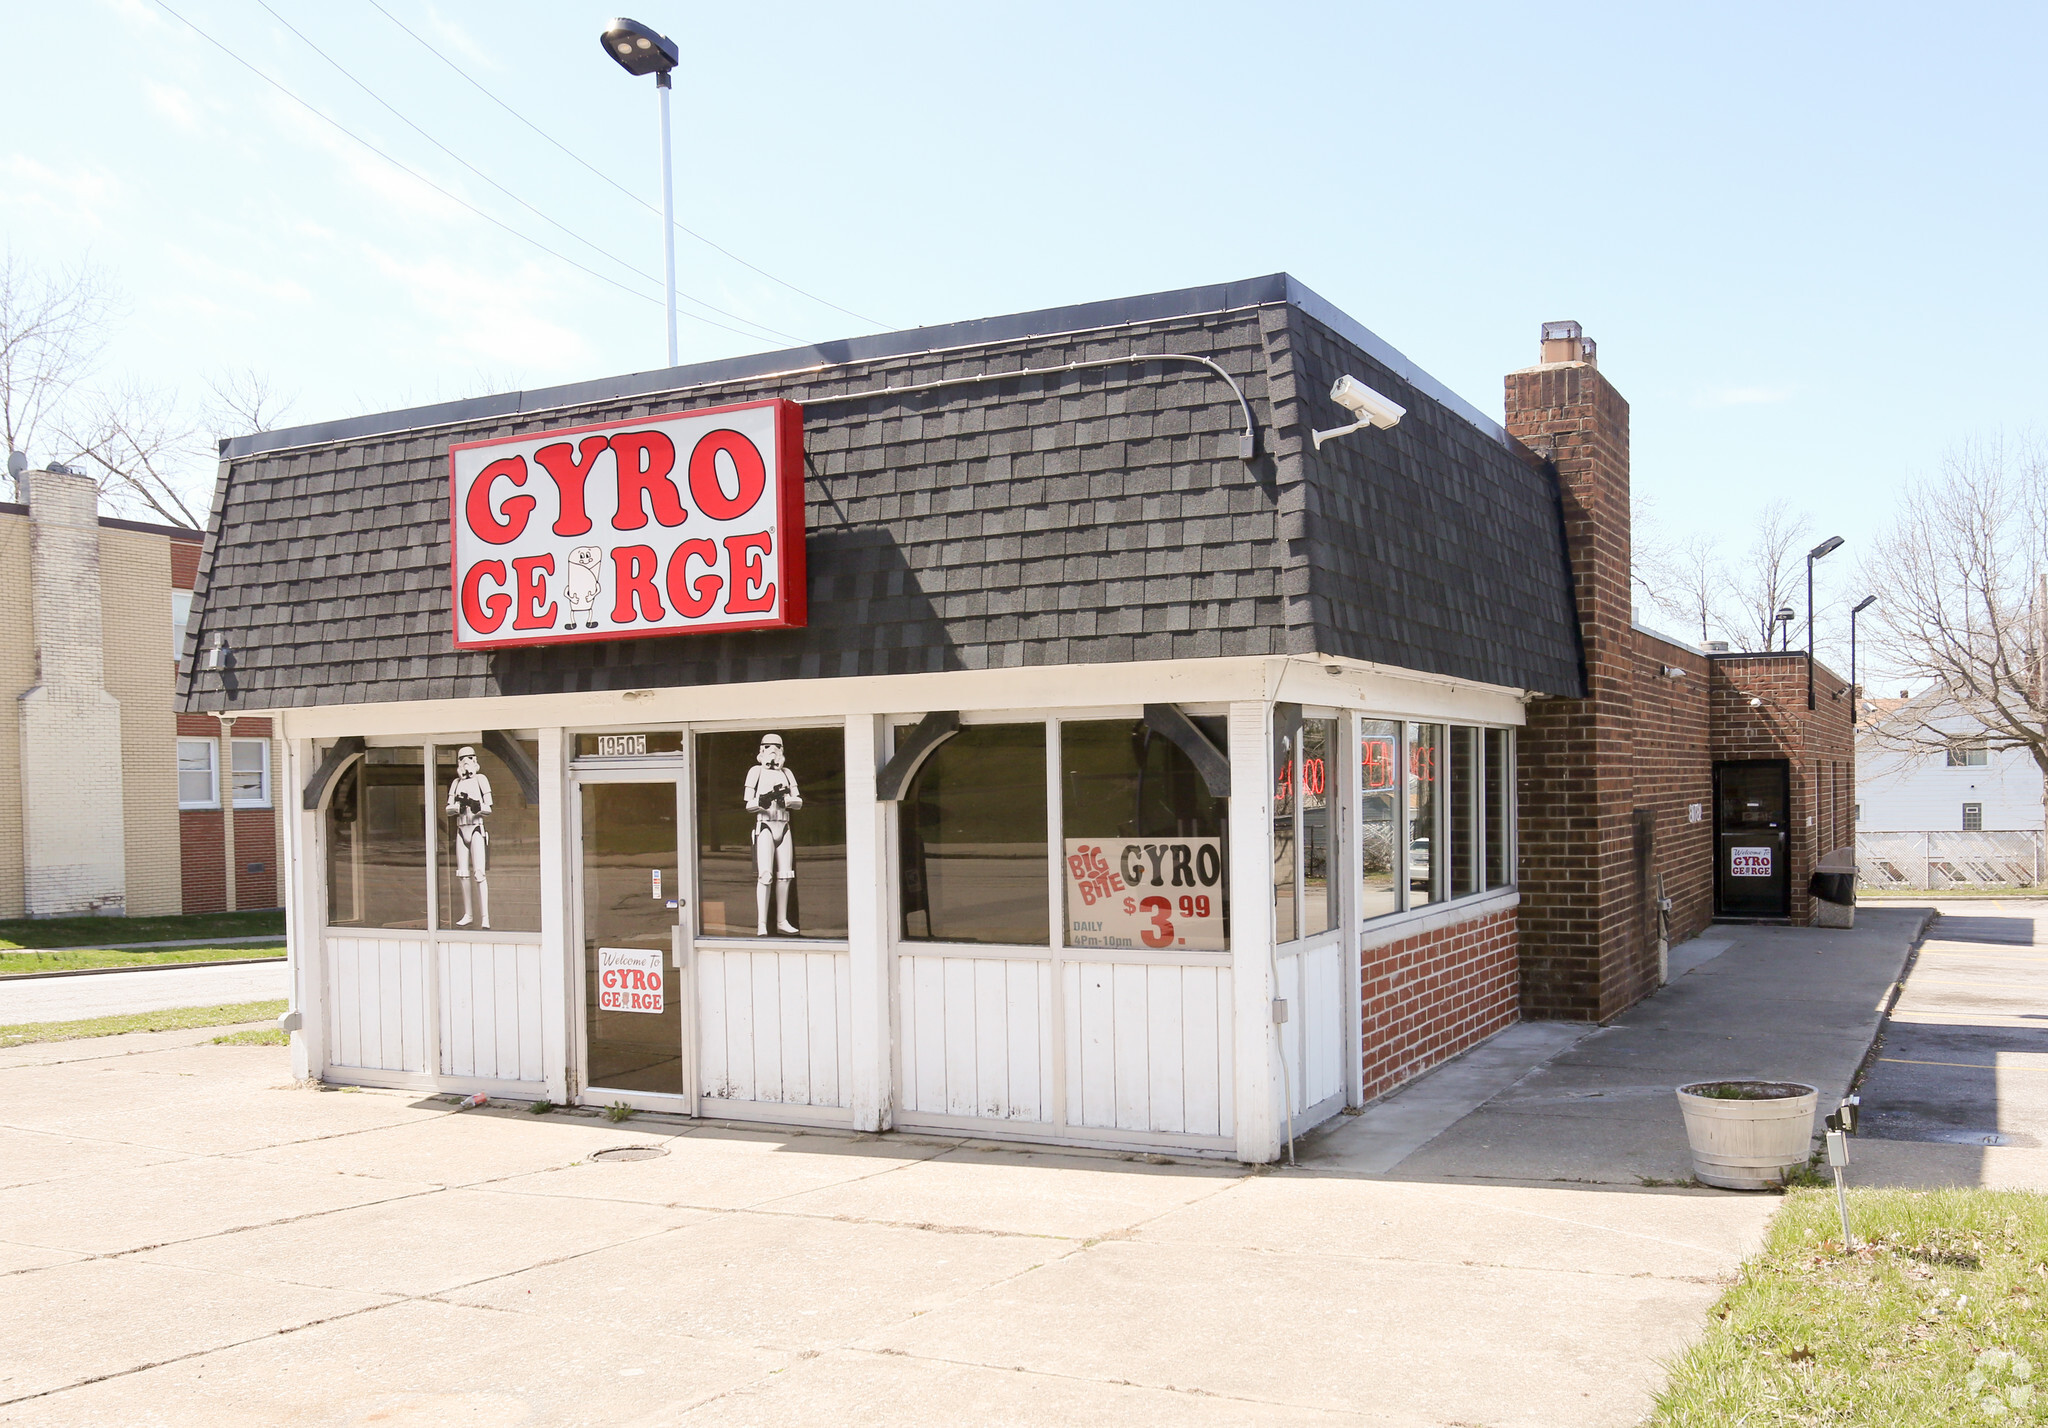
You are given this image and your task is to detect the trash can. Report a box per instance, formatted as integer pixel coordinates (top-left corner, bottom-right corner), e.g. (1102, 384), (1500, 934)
(1810, 846), (1856, 928)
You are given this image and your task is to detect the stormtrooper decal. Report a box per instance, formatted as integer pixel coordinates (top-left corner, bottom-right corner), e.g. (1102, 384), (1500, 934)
(563, 545), (604, 629)
(446, 746), (493, 927)
(743, 733), (802, 935)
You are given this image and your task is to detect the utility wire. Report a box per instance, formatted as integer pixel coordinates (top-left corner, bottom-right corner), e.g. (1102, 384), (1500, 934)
(365, 0), (885, 329)
(249, 0), (800, 345)
(152, 0), (774, 343)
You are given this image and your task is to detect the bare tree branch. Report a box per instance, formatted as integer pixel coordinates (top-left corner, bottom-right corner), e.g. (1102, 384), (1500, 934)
(54, 382), (206, 528)
(1725, 500), (1810, 651)
(0, 250), (119, 495)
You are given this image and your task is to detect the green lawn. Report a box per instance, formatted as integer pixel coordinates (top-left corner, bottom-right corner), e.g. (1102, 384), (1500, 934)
(0, 909), (285, 950)
(0, 944), (284, 976)
(1652, 1187), (2048, 1425)
(0, 999), (288, 1049)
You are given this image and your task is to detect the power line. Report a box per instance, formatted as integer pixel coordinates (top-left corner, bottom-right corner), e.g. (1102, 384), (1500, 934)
(151, 0), (776, 344)
(365, 0), (886, 329)
(248, 0), (801, 345)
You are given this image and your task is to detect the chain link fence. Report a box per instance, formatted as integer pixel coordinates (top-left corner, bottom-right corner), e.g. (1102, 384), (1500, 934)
(1856, 832), (2046, 890)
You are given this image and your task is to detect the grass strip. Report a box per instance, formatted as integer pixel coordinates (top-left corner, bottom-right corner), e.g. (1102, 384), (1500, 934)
(0, 910), (285, 951)
(0, 945), (285, 976)
(1652, 1187), (2048, 1425)
(213, 1026), (289, 1046)
(0, 999), (287, 1049)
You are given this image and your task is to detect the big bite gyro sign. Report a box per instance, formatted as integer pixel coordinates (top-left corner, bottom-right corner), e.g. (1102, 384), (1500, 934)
(449, 398), (805, 649)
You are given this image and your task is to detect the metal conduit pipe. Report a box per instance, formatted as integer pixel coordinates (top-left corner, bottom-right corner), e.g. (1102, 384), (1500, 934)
(795, 352), (1260, 462)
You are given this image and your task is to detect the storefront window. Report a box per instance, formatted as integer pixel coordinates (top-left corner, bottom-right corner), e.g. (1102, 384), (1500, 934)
(1300, 719), (1334, 936)
(325, 747), (427, 929)
(900, 723), (1048, 945)
(1360, 719), (1401, 920)
(1061, 719), (1228, 952)
(1273, 721), (1297, 943)
(1485, 727), (1512, 889)
(435, 741), (542, 933)
(696, 728), (846, 939)
(1450, 726), (1479, 899)
(1408, 723), (1443, 907)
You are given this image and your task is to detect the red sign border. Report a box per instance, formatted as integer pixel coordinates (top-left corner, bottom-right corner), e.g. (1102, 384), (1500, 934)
(447, 397), (807, 651)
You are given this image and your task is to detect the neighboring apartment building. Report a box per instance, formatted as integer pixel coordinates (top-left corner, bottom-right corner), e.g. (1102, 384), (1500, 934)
(0, 467), (279, 918)
(1857, 690), (2042, 833)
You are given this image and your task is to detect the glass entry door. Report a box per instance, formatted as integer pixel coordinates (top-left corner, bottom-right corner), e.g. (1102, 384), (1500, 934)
(1714, 760), (1790, 918)
(580, 780), (689, 1100)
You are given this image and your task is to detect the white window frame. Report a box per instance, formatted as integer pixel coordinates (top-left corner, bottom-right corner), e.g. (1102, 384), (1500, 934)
(1947, 744), (1989, 768)
(231, 737), (272, 809)
(178, 737), (220, 810)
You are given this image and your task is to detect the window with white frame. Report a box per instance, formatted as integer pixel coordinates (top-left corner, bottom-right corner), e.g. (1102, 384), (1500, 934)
(1947, 744), (1989, 767)
(171, 590), (193, 659)
(178, 738), (218, 809)
(231, 738), (271, 808)
(1363, 718), (1514, 929)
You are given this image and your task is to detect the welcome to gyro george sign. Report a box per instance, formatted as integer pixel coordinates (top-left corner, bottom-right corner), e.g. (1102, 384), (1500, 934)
(449, 399), (806, 649)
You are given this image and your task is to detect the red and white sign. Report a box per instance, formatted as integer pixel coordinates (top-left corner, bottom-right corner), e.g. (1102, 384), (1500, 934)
(1064, 838), (1226, 951)
(449, 399), (805, 649)
(597, 947), (665, 1014)
(1730, 846), (1774, 878)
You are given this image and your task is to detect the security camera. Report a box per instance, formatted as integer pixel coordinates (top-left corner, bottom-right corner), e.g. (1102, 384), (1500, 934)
(1313, 375), (1406, 451)
(1330, 376), (1405, 429)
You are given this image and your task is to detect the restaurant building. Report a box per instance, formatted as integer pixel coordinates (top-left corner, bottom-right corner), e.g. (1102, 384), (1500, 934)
(177, 274), (1849, 1161)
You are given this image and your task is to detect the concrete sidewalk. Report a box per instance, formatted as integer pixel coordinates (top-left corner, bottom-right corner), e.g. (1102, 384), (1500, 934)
(1306, 906), (1932, 1185)
(0, 909), (1931, 1426)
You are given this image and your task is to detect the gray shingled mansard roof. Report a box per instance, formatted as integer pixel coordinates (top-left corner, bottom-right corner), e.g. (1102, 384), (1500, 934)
(177, 274), (1585, 713)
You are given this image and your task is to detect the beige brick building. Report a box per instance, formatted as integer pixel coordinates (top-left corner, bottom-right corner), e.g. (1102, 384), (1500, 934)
(0, 466), (276, 919)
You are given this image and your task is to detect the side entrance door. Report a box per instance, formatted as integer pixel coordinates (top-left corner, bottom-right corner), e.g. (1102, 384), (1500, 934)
(575, 776), (694, 1108)
(1714, 760), (1790, 918)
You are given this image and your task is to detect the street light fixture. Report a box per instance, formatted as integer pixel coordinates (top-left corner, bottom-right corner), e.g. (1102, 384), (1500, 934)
(1776, 606), (1796, 651)
(1807, 535), (1844, 709)
(600, 17), (681, 367)
(1850, 595), (1877, 723)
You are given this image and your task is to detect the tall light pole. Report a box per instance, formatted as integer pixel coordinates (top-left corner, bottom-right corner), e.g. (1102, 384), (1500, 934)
(1807, 535), (1844, 709)
(1850, 595), (1876, 724)
(601, 18), (680, 367)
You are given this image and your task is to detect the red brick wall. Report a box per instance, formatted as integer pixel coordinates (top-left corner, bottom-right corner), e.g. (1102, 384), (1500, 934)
(1710, 655), (1855, 924)
(176, 714), (281, 912)
(1360, 907), (1520, 1103)
(170, 535), (201, 590)
(1506, 360), (1646, 1020)
(1630, 631), (1716, 956)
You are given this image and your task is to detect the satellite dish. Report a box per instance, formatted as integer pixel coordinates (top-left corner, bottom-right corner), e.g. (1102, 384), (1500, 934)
(5, 450), (25, 480)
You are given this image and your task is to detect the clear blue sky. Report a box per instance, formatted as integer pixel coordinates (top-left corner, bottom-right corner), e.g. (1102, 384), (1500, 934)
(6, 1), (2042, 670)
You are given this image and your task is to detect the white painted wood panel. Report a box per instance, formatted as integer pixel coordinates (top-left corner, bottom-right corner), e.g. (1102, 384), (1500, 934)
(324, 935), (429, 1074)
(696, 948), (852, 1109)
(1063, 962), (1234, 1137)
(1300, 942), (1343, 1110)
(896, 954), (1053, 1122)
(438, 941), (545, 1082)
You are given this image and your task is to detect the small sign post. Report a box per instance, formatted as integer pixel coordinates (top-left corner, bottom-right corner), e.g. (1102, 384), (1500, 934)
(1825, 1095), (1860, 1251)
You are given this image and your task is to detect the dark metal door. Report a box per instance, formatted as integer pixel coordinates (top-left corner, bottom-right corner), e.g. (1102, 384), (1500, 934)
(1715, 761), (1790, 917)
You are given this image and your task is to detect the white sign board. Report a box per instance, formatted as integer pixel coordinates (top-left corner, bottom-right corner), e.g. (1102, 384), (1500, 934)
(1064, 838), (1225, 951)
(1730, 846), (1774, 878)
(597, 946), (665, 1014)
(449, 399), (806, 649)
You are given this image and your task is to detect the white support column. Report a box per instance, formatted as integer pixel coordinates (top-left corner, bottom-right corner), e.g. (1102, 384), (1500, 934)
(537, 727), (571, 1104)
(1339, 711), (1365, 1107)
(844, 714), (892, 1131)
(1228, 699), (1281, 1163)
(281, 733), (324, 1082)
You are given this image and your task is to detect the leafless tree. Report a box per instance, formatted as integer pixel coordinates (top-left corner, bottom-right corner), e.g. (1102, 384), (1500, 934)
(1649, 532), (1729, 648)
(1724, 500), (1810, 652)
(205, 367), (296, 439)
(0, 251), (117, 496)
(55, 382), (207, 527)
(1862, 438), (2048, 797)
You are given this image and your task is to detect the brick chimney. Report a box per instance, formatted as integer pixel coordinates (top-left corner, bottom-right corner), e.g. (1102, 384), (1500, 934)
(1504, 324), (1647, 1019)
(18, 467), (127, 916)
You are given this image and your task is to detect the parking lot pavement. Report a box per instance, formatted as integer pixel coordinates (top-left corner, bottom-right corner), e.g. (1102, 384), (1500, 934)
(1848, 899), (2048, 1191)
(0, 960), (287, 1024)
(0, 1032), (1773, 1426)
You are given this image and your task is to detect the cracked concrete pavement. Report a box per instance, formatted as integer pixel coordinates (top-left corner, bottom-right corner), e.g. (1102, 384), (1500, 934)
(0, 1018), (1780, 1427)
